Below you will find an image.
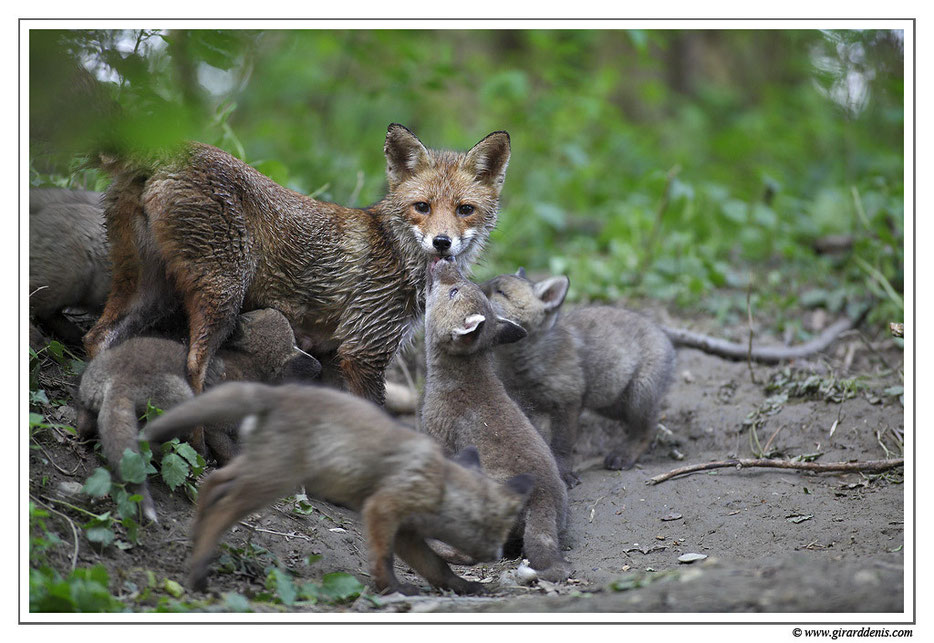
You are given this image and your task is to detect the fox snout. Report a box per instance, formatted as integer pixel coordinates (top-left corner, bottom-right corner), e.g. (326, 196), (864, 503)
(414, 226), (477, 260)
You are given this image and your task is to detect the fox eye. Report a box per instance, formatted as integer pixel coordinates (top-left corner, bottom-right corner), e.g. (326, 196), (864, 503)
(414, 202), (430, 214)
(495, 289), (509, 299)
(449, 287), (459, 299)
(456, 204), (475, 216)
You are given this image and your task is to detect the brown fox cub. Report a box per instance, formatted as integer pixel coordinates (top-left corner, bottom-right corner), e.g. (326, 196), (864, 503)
(29, 188), (109, 346)
(143, 382), (534, 595)
(481, 269), (675, 479)
(419, 260), (571, 581)
(76, 309), (321, 522)
(84, 125), (511, 414)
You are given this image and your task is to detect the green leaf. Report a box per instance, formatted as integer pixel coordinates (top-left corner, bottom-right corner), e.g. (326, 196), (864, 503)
(318, 572), (365, 602)
(162, 578), (185, 598)
(119, 449), (148, 484)
(173, 442), (202, 468)
(160, 453), (189, 491)
(29, 412), (46, 427)
(114, 489), (139, 521)
(83, 468), (112, 497)
(30, 389), (50, 406)
(224, 592), (252, 612)
(85, 525), (115, 547)
(265, 567), (297, 605)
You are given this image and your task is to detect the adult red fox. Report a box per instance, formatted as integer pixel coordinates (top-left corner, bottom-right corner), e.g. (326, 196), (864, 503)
(85, 125), (511, 415)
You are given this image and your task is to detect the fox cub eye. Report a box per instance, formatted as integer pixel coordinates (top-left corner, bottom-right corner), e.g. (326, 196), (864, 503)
(456, 204), (475, 216)
(414, 202), (430, 214)
(495, 289), (508, 299)
(449, 287), (459, 299)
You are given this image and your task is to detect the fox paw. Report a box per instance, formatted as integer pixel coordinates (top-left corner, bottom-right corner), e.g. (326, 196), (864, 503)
(561, 468), (582, 489)
(385, 582), (422, 596)
(448, 578), (486, 595)
(603, 452), (636, 471)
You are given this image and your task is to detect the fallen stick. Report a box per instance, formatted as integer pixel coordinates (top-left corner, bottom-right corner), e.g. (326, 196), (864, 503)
(646, 457), (904, 485)
(662, 315), (863, 364)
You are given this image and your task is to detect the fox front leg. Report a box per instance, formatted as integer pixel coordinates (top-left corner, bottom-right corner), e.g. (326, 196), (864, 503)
(361, 492), (421, 595)
(337, 348), (390, 406)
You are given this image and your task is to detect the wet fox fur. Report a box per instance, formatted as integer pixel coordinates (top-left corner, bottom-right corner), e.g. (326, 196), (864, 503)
(482, 269), (675, 480)
(76, 309), (321, 522)
(143, 382), (534, 595)
(84, 125), (511, 415)
(418, 260), (571, 581)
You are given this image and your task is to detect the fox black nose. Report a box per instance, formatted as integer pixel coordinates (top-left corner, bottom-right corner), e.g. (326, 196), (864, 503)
(433, 235), (452, 252)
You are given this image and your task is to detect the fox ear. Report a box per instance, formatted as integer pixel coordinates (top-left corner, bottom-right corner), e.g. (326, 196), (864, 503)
(505, 473), (535, 499)
(281, 346), (322, 383)
(452, 314), (486, 342)
(465, 131), (510, 189)
(533, 276), (569, 311)
(494, 316), (527, 345)
(453, 446), (483, 471)
(515, 267), (527, 279)
(385, 124), (429, 186)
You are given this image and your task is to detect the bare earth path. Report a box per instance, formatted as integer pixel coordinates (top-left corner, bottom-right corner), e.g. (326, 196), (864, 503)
(27, 312), (906, 615)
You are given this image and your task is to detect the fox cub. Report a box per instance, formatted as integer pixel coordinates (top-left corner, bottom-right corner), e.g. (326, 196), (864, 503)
(76, 309), (320, 522)
(84, 125), (511, 415)
(419, 260), (571, 581)
(29, 188), (109, 346)
(482, 269), (675, 482)
(143, 382), (534, 595)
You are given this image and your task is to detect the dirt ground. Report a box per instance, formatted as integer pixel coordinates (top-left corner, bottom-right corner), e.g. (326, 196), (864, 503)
(27, 308), (906, 616)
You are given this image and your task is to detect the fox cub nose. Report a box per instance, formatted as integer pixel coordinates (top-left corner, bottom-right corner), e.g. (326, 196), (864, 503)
(433, 235), (452, 252)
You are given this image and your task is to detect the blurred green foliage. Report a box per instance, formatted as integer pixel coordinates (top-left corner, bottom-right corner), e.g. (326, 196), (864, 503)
(29, 28), (904, 332)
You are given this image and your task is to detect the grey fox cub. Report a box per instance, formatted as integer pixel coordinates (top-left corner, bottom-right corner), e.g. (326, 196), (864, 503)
(29, 188), (109, 345)
(419, 260), (571, 581)
(481, 269), (675, 482)
(76, 309), (320, 522)
(143, 382), (534, 595)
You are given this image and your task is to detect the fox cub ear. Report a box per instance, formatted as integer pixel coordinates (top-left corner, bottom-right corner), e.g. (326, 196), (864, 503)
(505, 473), (536, 499)
(465, 131), (511, 188)
(385, 124), (430, 186)
(533, 276), (570, 311)
(452, 313), (486, 343)
(453, 446), (483, 471)
(494, 316), (527, 345)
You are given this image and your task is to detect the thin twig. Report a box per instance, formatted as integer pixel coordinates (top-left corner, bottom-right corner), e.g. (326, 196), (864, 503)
(646, 457), (904, 485)
(746, 279), (759, 384)
(41, 495), (100, 519)
(348, 170), (365, 207)
(31, 438), (81, 476)
(30, 495), (81, 572)
(635, 165), (681, 286)
(761, 424), (784, 456)
(238, 521), (313, 542)
(397, 357), (417, 395)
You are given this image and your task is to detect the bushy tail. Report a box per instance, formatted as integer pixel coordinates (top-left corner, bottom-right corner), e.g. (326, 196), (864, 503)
(144, 382), (277, 444)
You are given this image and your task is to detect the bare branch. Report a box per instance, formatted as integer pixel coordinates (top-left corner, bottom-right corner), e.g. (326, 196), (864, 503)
(646, 457), (904, 485)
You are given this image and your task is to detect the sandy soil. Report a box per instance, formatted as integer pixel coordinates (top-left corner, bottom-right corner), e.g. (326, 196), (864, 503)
(27, 310), (906, 615)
